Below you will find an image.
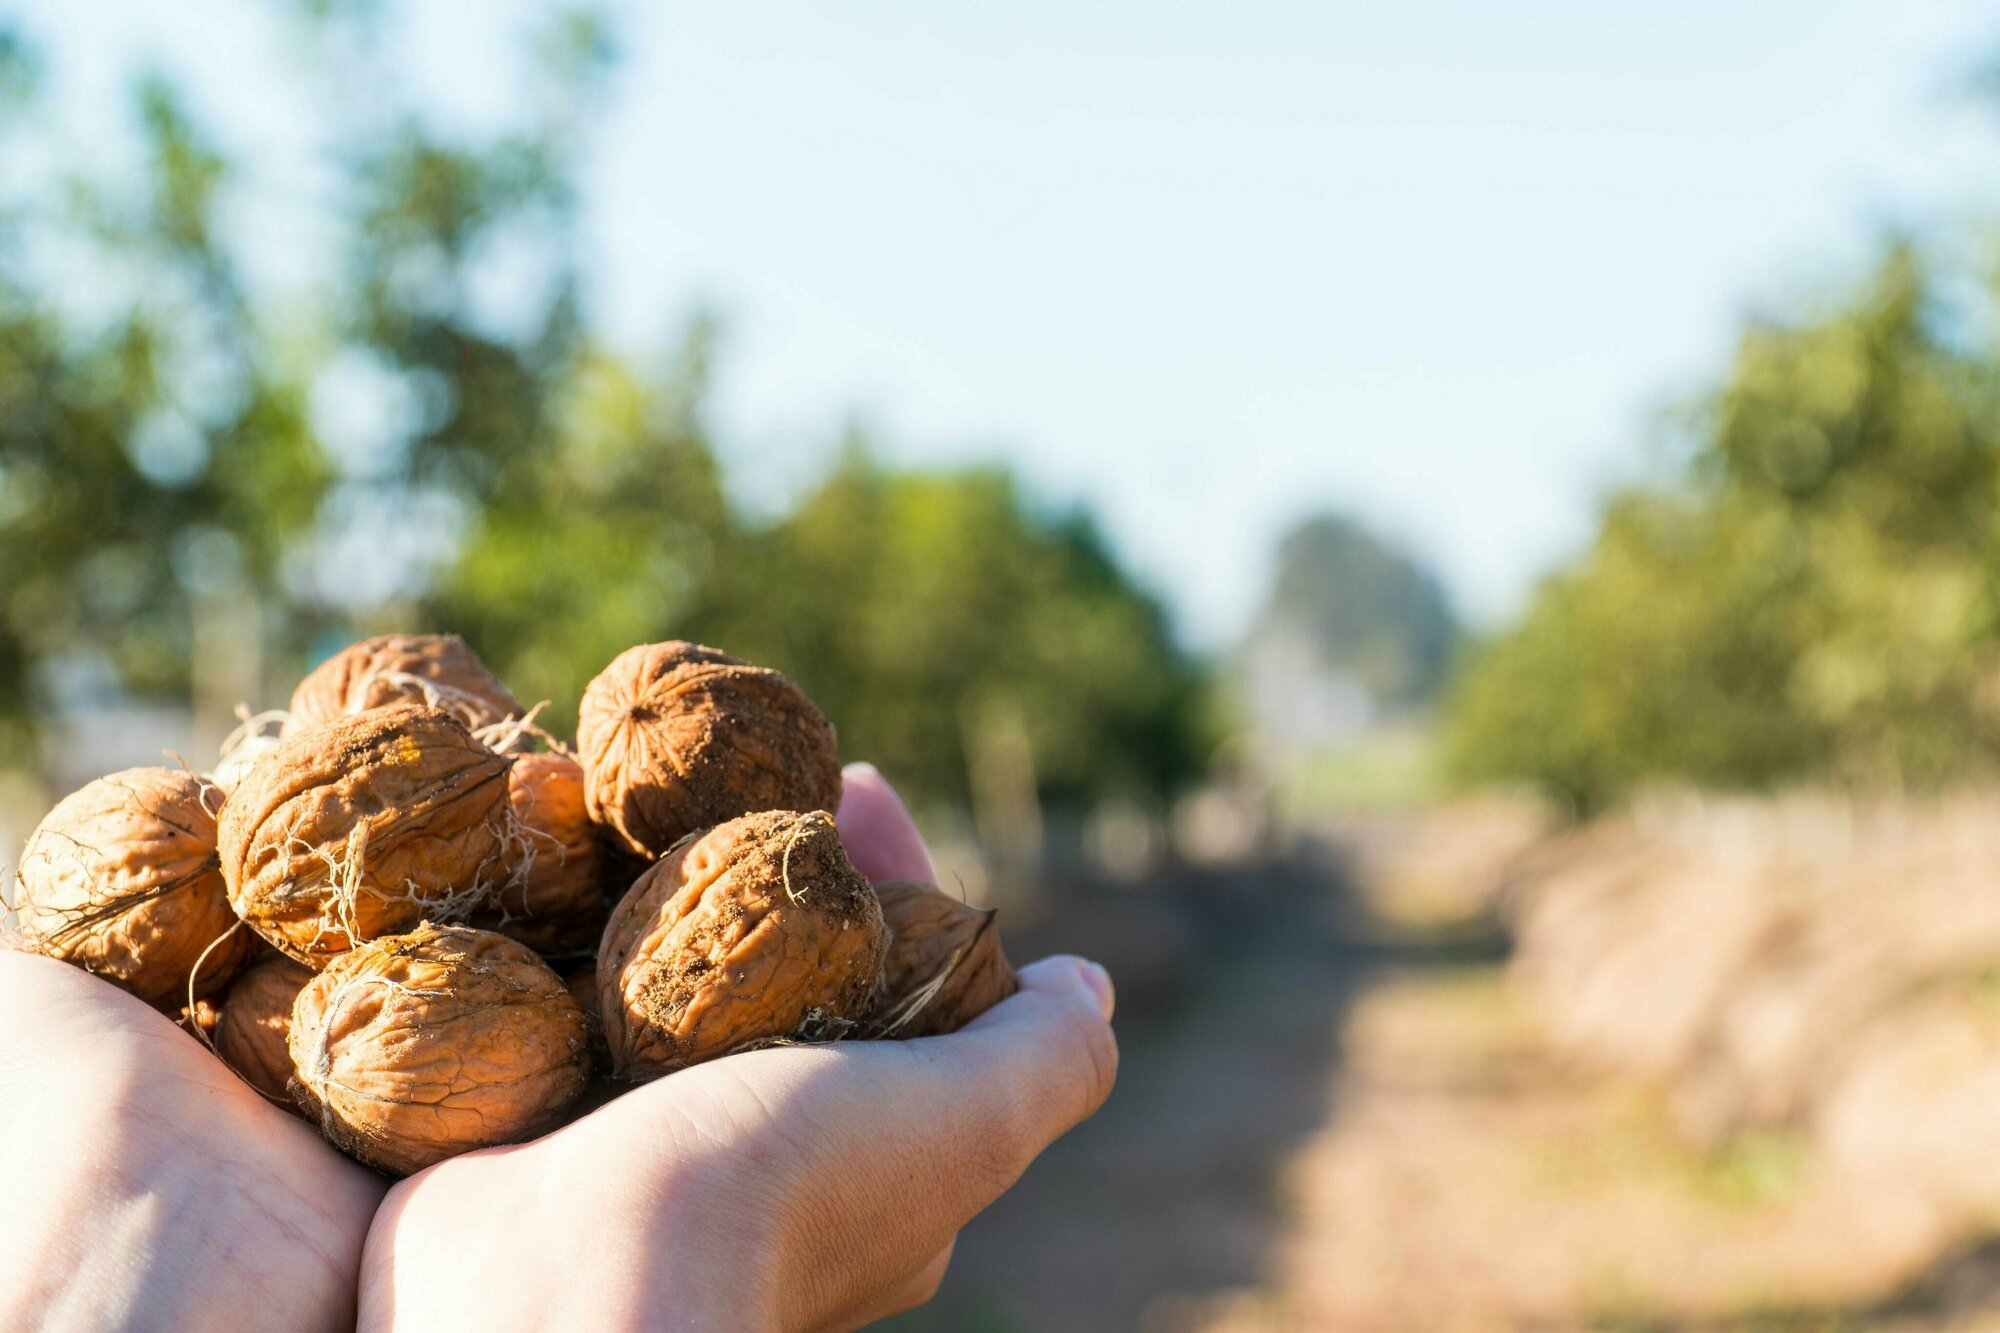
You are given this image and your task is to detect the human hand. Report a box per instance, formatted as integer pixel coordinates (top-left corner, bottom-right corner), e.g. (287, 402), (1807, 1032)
(0, 947), (387, 1332)
(358, 764), (1119, 1332)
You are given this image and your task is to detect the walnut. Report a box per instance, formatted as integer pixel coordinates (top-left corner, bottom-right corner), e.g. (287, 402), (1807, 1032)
(563, 961), (609, 1071)
(11, 768), (250, 1007)
(870, 880), (1018, 1038)
(598, 810), (885, 1079)
(470, 752), (605, 957)
(576, 642), (842, 859)
(218, 705), (510, 967)
(214, 954), (316, 1104)
(282, 634), (521, 738)
(288, 923), (590, 1175)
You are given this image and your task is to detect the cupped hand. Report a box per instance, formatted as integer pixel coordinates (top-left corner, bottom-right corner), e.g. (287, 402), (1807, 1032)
(359, 764), (1119, 1332)
(0, 946), (386, 1332)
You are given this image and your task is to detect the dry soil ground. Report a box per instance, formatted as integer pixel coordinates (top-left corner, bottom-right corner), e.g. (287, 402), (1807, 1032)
(885, 840), (2000, 1332)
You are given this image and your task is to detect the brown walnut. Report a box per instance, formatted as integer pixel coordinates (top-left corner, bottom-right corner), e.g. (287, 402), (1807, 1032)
(870, 880), (1019, 1038)
(12, 768), (250, 1007)
(288, 923), (590, 1175)
(598, 809), (885, 1079)
(576, 642), (842, 859)
(215, 954), (316, 1104)
(218, 705), (510, 967)
(282, 634), (521, 738)
(470, 752), (605, 957)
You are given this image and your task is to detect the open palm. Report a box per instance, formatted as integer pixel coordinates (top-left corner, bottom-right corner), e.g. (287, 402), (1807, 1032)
(0, 764), (1115, 1332)
(359, 765), (1118, 1332)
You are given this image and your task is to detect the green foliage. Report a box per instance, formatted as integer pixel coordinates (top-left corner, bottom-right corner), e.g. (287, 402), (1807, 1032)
(0, 50), (331, 761)
(1449, 248), (2000, 809)
(686, 448), (1213, 807)
(430, 340), (728, 732)
(0, 10), (1208, 811)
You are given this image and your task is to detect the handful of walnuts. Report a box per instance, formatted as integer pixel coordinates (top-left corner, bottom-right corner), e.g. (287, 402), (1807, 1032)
(5, 635), (1018, 1174)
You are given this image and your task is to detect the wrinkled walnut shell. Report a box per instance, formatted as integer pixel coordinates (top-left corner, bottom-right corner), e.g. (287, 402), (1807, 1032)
(13, 768), (250, 1007)
(289, 924), (590, 1175)
(577, 642), (842, 859)
(470, 752), (605, 957)
(870, 880), (1019, 1038)
(215, 954), (316, 1105)
(218, 706), (510, 967)
(283, 634), (521, 738)
(598, 809), (886, 1079)
(564, 962), (609, 1070)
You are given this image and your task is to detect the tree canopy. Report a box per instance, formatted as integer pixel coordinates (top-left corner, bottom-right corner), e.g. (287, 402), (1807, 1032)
(1449, 248), (2000, 810)
(0, 8), (1211, 811)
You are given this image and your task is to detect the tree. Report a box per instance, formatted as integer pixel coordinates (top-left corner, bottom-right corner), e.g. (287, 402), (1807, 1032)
(1448, 248), (2000, 809)
(0, 7), (1214, 817)
(686, 447), (1214, 809)
(1247, 512), (1459, 709)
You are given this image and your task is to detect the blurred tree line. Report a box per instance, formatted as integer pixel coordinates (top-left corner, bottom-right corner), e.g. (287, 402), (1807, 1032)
(0, 8), (1211, 814)
(1450, 245), (2000, 811)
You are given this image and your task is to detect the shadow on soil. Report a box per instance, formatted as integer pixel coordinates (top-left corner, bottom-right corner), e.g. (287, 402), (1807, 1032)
(881, 834), (1494, 1333)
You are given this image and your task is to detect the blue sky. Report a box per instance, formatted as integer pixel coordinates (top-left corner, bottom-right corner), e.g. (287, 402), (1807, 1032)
(24, 0), (2000, 645)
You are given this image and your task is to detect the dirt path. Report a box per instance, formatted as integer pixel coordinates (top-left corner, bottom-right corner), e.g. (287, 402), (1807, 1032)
(883, 856), (1366, 1332)
(888, 840), (2000, 1331)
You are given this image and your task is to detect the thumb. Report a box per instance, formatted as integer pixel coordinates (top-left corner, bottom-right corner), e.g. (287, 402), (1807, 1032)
(950, 955), (1120, 1163)
(835, 763), (938, 886)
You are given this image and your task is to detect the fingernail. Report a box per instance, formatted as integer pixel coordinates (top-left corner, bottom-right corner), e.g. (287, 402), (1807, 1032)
(842, 761), (883, 782)
(1078, 961), (1115, 1021)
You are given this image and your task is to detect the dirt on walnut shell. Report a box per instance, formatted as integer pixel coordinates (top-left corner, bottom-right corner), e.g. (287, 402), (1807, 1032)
(597, 809), (886, 1080)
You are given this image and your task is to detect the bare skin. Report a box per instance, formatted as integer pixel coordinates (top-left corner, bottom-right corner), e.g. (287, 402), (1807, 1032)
(0, 763), (1117, 1332)
(0, 951), (384, 1331)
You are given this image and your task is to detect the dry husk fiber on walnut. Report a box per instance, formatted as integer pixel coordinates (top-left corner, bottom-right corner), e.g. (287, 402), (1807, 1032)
(870, 880), (1019, 1038)
(598, 809), (886, 1080)
(469, 751), (604, 957)
(215, 954), (316, 1104)
(12, 768), (251, 1007)
(218, 705), (511, 967)
(288, 923), (590, 1175)
(282, 633), (522, 738)
(577, 641), (843, 860)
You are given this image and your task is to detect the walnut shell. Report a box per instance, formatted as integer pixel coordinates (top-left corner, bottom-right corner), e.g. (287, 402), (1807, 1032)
(563, 962), (609, 1070)
(470, 752), (605, 957)
(12, 768), (250, 1007)
(282, 633), (521, 738)
(215, 954), (316, 1104)
(598, 809), (886, 1079)
(177, 997), (222, 1040)
(218, 705), (510, 968)
(288, 923), (590, 1175)
(577, 642), (842, 859)
(871, 880), (1019, 1038)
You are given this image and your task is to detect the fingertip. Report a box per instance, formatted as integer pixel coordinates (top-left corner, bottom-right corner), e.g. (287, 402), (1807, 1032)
(1015, 954), (1116, 1023)
(966, 956), (1120, 1132)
